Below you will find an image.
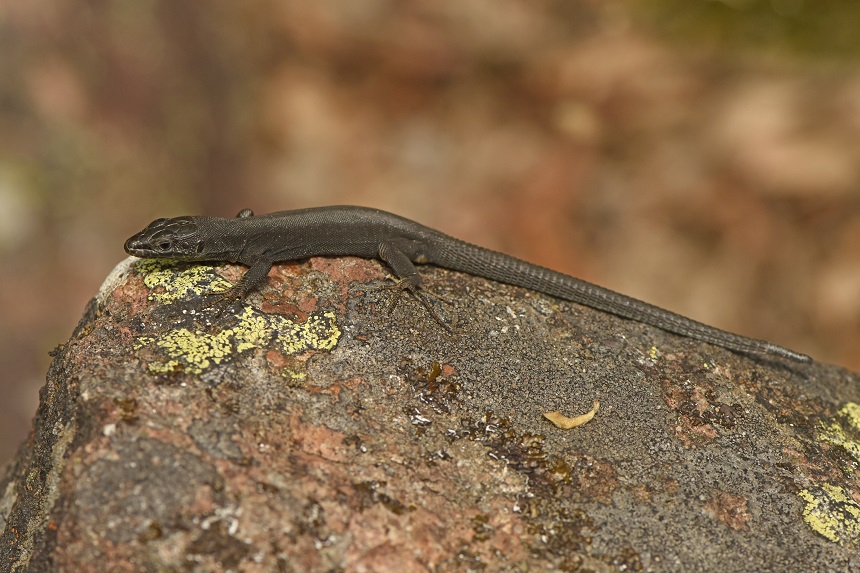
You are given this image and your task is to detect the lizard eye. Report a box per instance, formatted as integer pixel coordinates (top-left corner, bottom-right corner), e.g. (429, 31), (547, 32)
(157, 241), (172, 251)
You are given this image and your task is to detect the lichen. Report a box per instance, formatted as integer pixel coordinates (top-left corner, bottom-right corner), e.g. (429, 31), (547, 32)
(795, 403), (860, 546)
(819, 402), (860, 463)
(131, 263), (341, 375)
(798, 484), (860, 546)
(134, 259), (233, 304)
(135, 307), (341, 375)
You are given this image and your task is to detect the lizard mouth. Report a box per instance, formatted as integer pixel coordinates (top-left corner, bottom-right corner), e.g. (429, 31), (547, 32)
(124, 236), (154, 257)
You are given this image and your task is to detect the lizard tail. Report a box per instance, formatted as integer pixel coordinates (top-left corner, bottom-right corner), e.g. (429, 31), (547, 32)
(429, 237), (811, 363)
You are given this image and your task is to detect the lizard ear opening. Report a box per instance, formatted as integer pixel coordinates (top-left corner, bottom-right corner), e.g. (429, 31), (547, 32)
(195, 243), (204, 254)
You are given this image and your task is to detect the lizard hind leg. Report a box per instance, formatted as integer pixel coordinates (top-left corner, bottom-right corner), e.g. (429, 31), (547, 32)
(379, 277), (456, 333)
(377, 239), (455, 332)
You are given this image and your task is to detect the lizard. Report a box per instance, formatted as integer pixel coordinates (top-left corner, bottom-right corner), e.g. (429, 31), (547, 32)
(124, 205), (812, 363)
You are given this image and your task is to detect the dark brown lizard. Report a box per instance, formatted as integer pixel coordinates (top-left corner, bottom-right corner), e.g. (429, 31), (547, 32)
(125, 206), (812, 363)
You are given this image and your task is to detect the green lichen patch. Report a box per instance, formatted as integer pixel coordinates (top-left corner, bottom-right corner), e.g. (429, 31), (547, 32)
(135, 306), (341, 375)
(820, 402), (860, 463)
(134, 259), (233, 304)
(798, 484), (860, 546)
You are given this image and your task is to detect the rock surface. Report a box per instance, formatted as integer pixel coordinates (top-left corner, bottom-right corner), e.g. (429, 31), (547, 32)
(2, 256), (860, 572)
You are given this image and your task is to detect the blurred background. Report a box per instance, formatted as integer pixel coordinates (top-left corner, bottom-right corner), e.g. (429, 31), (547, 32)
(2, 0), (859, 467)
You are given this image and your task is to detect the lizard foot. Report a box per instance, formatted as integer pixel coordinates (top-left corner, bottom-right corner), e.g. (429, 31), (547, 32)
(378, 278), (456, 333)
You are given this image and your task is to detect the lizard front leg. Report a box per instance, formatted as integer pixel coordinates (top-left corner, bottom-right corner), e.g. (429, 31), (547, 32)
(219, 258), (274, 303)
(196, 258), (274, 315)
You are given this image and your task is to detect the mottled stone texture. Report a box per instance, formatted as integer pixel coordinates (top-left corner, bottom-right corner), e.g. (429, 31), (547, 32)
(2, 256), (860, 572)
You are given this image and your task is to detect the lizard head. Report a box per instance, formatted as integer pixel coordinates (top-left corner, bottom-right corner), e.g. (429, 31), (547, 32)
(124, 217), (205, 260)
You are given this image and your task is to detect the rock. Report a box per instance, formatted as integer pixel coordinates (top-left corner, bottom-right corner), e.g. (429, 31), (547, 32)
(2, 255), (859, 572)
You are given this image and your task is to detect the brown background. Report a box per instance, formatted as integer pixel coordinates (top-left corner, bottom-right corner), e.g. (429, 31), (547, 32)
(1, 0), (859, 467)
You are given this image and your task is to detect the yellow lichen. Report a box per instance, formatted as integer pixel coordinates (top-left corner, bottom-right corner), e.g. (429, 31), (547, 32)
(838, 402), (860, 433)
(819, 402), (860, 462)
(275, 311), (341, 354)
(798, 484), (860, 546)
(282, 370), (308, 381)
(231, 306), (276, 351)
(147, 359), (182, 374)
(800, 403), (860, 546)
(134, 336), (155, 350)
(137, 306), (341, 375)
(131, 260), (342, 375)
(135, 259), (232, 304)
(151, 327), (234, 373)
